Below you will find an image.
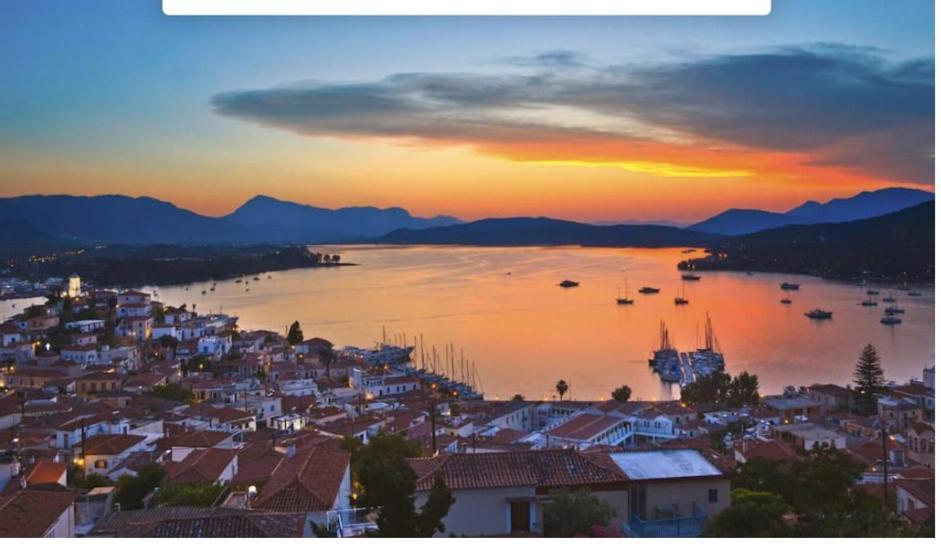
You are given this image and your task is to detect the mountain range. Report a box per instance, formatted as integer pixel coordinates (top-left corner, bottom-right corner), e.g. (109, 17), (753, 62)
(0, 187), (932, 253)
(685, 187), (932, 235)
(0, 194), (459, 248)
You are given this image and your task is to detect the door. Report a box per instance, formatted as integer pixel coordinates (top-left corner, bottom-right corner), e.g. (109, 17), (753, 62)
(509, 500), (531, 532)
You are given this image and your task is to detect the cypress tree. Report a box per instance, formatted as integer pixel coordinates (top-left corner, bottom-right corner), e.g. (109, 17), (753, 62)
(853, 344), (885, 415)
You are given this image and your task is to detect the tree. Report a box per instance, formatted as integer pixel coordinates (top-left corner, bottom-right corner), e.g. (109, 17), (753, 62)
(611, 385), (632, 403)
(542, 487), (616, 537)
(287, 320), (304, 345)
(158, 335), (179, 350)
(727, 371), (760, 407)
(704, 488), (792, 537)
(153, 482), (226, 507)
(147, 384), (194, 403)
(114, 463), (165, 510)
(555, 379), (569, 401)
(853, 344), (885, 415)
(511, 394), (525, 402)
(352, 433), (453, 537)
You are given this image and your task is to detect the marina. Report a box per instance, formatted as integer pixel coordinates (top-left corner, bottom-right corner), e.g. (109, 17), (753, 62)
(149, 245), (934, 400)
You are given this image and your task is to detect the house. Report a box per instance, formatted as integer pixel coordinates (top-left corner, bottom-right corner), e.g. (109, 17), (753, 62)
(169, 430), (236, 462)
(0, 488), (78, 537)
(762, 389), (823, 422)
(772, 423), (846, 451)
(78, 434), (148, 477)
(807, 383), (855, 412)
(60, 344), (99, 366)
(64, 319), (106, 333)
(877, 396), (922, 431)
(75, 371), (124, 398)
(905, 422), (934, 467)
(25, 459), (68, 487)
(895, 476), (934, 526)
(409, 449), (629, 536)
(115, 316), (152, 342)
(163, 447), (239, 485)
(546, 413), (632, 449)
(251, 442), (352, 527)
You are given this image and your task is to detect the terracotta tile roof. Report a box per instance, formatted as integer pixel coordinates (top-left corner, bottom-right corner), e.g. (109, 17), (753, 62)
(164, 447), (238, 484)
(896, 477), (934, 507)
(25, 459), (67, 486)
(548, 413), (625, 441)
(91, 505), (304, 537)
(83, 433), (146, 455)
(409, 449), (627, 492)
(0, 488), (78, 537)
(172, 429), (232, 448)
(735, 439), (799, 463)
(253, 444), (350, 513)
(904, 507), (934, 524)
(232, 443), (284, 487)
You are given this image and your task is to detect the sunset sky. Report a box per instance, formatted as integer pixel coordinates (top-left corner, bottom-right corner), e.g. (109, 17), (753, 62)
(0, 0), (934, 223)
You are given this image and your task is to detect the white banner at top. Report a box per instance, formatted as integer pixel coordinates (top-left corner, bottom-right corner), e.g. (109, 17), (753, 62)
(163, 0), (772, 16)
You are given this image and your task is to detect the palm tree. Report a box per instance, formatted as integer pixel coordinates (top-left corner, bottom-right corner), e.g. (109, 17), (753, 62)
(556, 379), (569, 401)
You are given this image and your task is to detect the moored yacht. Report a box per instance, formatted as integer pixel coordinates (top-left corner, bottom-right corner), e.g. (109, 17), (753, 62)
(805, 309), (833, 320)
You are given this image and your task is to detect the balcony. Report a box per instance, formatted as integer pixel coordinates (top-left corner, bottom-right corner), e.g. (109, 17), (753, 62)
(623, 505), (707, 538)
(325, 507), (379, 537)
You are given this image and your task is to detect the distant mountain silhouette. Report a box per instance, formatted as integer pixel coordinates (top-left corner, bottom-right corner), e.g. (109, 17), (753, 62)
(378, 217), (719, 247)
(687, 187), (932, 235)
(221, 195), (460, 242)
(0, 194), (459, 248)
(681, 201), (934, 282)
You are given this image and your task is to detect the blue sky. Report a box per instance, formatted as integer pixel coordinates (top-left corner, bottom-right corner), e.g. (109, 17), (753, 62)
(0, 0), (934, 221)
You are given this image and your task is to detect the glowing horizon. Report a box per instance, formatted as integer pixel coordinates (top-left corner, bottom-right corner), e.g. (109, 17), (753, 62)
(0, 0), (934, 223)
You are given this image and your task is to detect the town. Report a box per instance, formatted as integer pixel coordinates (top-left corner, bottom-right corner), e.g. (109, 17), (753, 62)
(0, 276), (934, 538)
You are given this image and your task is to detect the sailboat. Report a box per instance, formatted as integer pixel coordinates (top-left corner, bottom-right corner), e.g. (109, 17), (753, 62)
(616, 279), (633, 305)
(674, 281), (689, 305)
(780, 290), (792, 304)
(861, 296), (878, 307)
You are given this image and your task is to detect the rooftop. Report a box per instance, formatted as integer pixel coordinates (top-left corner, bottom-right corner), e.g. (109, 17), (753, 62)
(607, 449), (723, 481)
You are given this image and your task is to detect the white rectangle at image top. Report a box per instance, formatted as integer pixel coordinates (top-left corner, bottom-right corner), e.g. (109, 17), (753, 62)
(163, 0), (772, 17)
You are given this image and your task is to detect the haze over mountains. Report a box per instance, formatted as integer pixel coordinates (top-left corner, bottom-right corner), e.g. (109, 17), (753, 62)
(685, 187), (933, 235)
(0, 187), (932, 253)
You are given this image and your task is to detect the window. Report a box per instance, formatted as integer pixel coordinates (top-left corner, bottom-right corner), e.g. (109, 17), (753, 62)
(94, 459), (108, 469)
(708, 489), (719, 504)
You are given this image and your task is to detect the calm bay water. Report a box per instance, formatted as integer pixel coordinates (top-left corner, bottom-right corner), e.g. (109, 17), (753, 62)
(145, 245), (933, 401)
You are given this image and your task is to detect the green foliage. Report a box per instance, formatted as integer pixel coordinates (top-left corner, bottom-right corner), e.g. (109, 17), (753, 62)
(555, 379), (569, 401)
(352, 433), (452, 537)
(146, 384), (193, 403)
(704, 488), (792, 537)
(542, 487), (616, 537)
(511, 394), (525, 402)
(80, 472), (113, 489)
(158, 335), (179, 349)
(680, 371), (760, 407)
(114, 463), (165, 510)
(611, 385), (632, 403)
(853, 344), (886, 415)
(287, 321), (304, 345)
(153, 482), (226, 507)
(724, 447), (912, 537)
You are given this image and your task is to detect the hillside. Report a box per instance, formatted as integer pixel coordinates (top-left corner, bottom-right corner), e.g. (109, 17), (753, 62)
(378, 217), (719, 247)
(680, 201), (934, 282)
(686, 187), (932, 235)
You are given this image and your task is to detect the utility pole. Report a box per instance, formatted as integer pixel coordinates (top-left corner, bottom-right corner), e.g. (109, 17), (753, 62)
(881, 426), (889, 507)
